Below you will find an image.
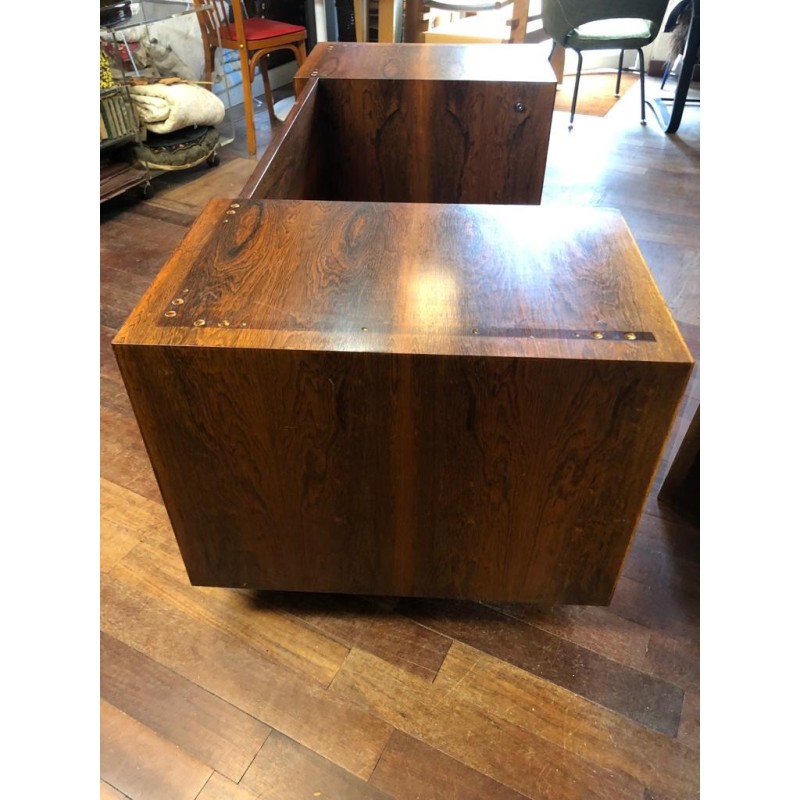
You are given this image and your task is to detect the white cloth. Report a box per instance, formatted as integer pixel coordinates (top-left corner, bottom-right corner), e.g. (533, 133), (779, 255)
(129, 83), (225, 134)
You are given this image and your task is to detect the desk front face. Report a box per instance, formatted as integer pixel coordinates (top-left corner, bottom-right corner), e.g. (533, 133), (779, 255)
(245, 43), (556, 205)
(113, 200), (692, 604)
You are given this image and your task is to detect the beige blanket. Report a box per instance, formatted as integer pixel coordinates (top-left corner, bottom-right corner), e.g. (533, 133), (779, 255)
(129, 83), (225, 134)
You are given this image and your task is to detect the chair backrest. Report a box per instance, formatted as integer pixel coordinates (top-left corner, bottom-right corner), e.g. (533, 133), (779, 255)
(541, 0), (669, 44)
(193, 0), (250, 45)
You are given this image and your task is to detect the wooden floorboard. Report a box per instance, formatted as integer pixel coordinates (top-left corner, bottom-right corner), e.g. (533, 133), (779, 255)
(99, 74), (700, 799)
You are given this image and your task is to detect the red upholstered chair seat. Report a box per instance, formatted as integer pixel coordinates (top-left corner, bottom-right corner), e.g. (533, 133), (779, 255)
(219, 18), (306, 41)
(193, 0), (308, 155)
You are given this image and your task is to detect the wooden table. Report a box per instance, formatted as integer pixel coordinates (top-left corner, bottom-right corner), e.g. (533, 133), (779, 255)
(113, 200), (692, 604)
(113, 44), (691, 604)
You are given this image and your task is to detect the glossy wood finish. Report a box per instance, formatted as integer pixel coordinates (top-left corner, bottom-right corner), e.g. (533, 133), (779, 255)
(294, 42), (556, 86)
(100, 79), (700, 797)
(113, 199), (690, 603)
(244, 43), (556, 204)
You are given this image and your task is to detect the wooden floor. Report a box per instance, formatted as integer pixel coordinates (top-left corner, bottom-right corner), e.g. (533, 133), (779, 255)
(100, 75), (700, 800)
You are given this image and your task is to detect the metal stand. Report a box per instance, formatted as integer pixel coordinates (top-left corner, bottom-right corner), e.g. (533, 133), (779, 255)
(645, 0), (700, 134)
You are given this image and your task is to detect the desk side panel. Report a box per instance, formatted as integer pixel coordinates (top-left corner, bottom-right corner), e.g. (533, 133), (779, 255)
(242, 79), (332, 201)
(112, 343), (690, 604)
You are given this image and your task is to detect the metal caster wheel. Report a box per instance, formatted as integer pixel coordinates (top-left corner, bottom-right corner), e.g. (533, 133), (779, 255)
(142, 182), (154, 199)
(207, 152), (220, 168)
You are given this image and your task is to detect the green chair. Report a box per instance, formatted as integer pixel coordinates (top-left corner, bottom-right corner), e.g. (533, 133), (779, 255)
(541, 0), (670, 128)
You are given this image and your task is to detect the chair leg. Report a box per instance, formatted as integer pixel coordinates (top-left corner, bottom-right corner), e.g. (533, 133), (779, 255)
(238, 46), (257, 156)
(637, 47), (646, 124)
(615, 50), (624, 96)
(258, 54), (277, 121)
(569, 50), (582, 130)
(660, 58), (672, 89)
(204, 44), (217, 86)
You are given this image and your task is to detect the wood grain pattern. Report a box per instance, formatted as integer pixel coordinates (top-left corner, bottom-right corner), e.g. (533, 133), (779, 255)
(239, 731), (394, 799)
(113, 342), (688, 602)
(369, 730), (529, 799)
(113, 200), (690, 362)
(245, 43), (556, 204)
(486, 602), (652, 669)
(119, 541), (351, 686)
(100, 407), (161, 503)
(100, 632), (270, 781)
(317, 76), (554, 204)
(99, 81), (700, 799)
(677, 689), (700, 752)
(253, 592), (452, 681)
(247, 71), (555, 205)
(331, 647), (647, 800)
(395, 598), (684, 735)
(101, 567), (393, 779)
(241, 81), (331, 201)
(100, 699), (213, 800)
(332, 644), (700, 800)
(295, 43), (556, 88)
(112, 200), (691, 603)
(196, 773), (261, 800)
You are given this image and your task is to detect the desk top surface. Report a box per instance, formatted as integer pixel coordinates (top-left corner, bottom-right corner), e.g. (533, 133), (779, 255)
(296, 42), (557, 85)
(114, 199), (691, 365)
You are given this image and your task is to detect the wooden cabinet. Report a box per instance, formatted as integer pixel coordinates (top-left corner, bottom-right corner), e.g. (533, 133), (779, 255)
(244, 43), (557, 204)
(113, 44), (692, 604)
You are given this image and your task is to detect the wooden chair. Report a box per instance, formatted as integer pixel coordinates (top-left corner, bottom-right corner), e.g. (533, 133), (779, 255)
(193, 0), (307, 156)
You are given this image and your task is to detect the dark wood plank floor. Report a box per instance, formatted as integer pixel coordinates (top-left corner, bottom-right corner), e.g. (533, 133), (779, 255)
(100, 73), (700, 800)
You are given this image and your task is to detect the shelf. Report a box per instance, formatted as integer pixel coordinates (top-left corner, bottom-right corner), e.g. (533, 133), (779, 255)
(101, 161), (150, 203)
(101, 1), (210, 33)
(100, 132), (137, 151)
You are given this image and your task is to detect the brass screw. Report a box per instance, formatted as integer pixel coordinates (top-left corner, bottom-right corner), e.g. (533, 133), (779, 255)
(230, 203), (240, 208)
(240, 322), (248, 327)
(193, 319), (206, 327)
(171, 298), (184, 306)
(361, 326), (369, 332)
(226, 210), (236, 215)
(591, 331), (604, 339)
(623, 332), (637, 340)
(471, 328), (479, 335)
(219, 320), (231, 328)
(164, 310), (177, 318)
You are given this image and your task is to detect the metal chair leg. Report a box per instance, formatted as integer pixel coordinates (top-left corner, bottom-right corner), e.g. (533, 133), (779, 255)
(637, 47), (646, 124)
(615, 49), (624, 96)
(660, 58), (672, 89)
(569, 51), (582, 130)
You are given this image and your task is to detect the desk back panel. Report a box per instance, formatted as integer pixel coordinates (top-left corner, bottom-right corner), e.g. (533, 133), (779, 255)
(244, 43), (556, 204)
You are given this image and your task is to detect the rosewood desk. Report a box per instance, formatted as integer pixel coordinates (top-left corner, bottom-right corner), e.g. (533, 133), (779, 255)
(113, 44), (692, 604)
